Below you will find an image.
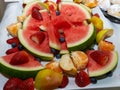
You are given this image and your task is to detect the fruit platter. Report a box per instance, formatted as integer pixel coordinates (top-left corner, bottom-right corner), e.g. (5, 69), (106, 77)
(0, 0), (120, 90)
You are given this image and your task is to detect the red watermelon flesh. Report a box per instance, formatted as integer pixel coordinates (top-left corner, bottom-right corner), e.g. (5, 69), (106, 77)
(59, 2), (91, 23)
(2, 51), (42, 67)
(64, 24), (90, 44)
(45, 22), (61, 50)
(23, 1), (46, 17)
(23, 10), (50, 30)
(22, 29), (52, 54)
(86, 50), (118, 77)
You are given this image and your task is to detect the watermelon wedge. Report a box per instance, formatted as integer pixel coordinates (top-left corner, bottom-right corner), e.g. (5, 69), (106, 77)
(0, 51), (44, 79)
(87, 50), (118, 77)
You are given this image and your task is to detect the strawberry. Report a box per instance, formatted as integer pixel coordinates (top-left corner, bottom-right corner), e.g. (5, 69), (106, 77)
(56, 0), (61, 4)
(6, 47), (19, 55)
(3, 78), (22, 90)
(93, 13), (100, 18)
(32, 7), (43, 20)
(75, 70), (90, 87)
(59, 75), (69, 88)
(30, 31), (45, 44)
(10, 51), (29, 65)
(6, 37), (19, 45)
(17, 78), (34, 90)
(90, 50), (109, 66)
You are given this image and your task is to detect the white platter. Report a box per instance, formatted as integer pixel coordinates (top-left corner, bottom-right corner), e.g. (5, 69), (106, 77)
(0, 0), (120, 90)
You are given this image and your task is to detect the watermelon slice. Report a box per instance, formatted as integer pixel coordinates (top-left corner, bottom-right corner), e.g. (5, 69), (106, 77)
(64, 23), (96, 51)
(0, 51), (44, 79)
(87, 50), (118, 77)
(18, 9), (54, 60)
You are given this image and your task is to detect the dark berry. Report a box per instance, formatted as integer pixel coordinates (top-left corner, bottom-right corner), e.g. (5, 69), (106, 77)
(35, 57), (41, 62)
(59, 37), (65, 43)
(18, 44), (24, 50)
(11, 43), (17, 48)
(56, 11), (60, 16)
(106, 71), (113, 77)
(55, 54), (61, 59)
(90, 77), (97, 84)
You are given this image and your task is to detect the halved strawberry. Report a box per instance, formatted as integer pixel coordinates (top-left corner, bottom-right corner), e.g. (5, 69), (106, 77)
(59, 75), (69, 88)
(6, 37), (19, 45)
(17, 78), (34, 90)
(32, 7), (43, 20)
(30, 31), (45, 44)
(6, 47), (19, 55)
(75, 70), (90, 87)
(90, 50), (109, 66)
(10, 51), (29, 65)
(3, 78), (22, 90)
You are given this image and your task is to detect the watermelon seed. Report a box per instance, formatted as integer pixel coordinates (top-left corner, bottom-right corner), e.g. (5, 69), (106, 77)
(90, 77), (97, 84)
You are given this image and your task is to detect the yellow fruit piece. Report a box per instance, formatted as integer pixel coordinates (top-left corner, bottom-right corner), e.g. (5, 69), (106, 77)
(98, 40), (115, 51)
(7, 22), (22, 37)
(17, 15), (25, 22)
(35, 69), (63, 90)
(91, 16), (103, 31)
(73, 0), (83, 4)
(45, 61), (63, 73)
(82, 0), (98, 8)
(71, 51), (88, 70)
(96, 29), (113, 43)
(44, 1), (57, 10)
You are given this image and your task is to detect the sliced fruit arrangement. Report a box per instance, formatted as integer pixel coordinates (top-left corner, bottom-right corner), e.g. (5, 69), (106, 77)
(1, 0), (118, 90)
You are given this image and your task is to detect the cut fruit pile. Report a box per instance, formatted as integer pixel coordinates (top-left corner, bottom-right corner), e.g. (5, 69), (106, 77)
(0, 0), (118, 90)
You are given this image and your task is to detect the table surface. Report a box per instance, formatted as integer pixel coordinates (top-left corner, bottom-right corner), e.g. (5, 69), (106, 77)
(0, 0), (120, 90)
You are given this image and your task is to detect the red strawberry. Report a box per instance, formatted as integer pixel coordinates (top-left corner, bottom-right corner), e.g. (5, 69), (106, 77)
(56, 0), (61, 4)
(75, 70), (90, 87)
(30, 31), (45, 44)
(10, 51), (29, 65)
(59, 75), (69, 88)
(3, 78), (22, 90)
(6, 47), (19, 55)
(90, 50), (109, 65)
(6, 37), (19, 45)
(32, 7), (43, 20)
(93, 13), (100, 18)
(17, 78), (34, 90)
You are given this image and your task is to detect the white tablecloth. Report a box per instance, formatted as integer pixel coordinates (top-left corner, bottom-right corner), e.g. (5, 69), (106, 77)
(0, 1), (120, 90)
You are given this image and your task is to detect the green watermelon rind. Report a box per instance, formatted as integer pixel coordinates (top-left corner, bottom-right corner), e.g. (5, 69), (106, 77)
(67, 23), (96, 51)
(88, 51), (118, 77)
(22, 0), (46, 17)
(0, 57), (44, 79)
(18, 29), (54, 61)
